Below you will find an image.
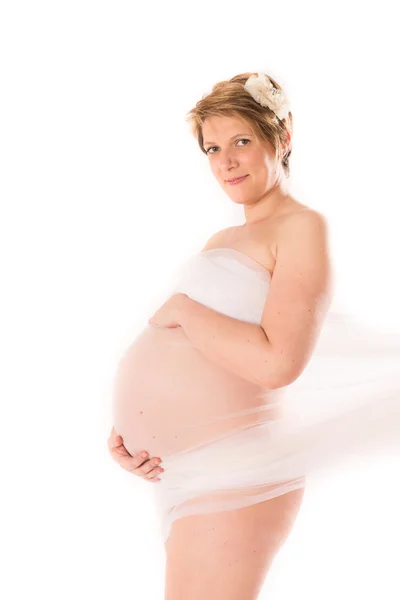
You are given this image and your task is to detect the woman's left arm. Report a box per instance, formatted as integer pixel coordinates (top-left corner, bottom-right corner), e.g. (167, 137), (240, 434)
(178, 210), (334, 389)
(179, 297), (278, 388)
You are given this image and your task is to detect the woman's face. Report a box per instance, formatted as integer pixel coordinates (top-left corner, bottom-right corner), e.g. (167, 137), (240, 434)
(202, 114), (281, 205)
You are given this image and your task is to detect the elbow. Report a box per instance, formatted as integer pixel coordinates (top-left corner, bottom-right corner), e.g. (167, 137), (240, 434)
(261, 360), (303, 390)
(260, 367), (288, 390)
(258, 338), (308, 390)
(265, 372), (297, 390)
(263, 374), (292, 390)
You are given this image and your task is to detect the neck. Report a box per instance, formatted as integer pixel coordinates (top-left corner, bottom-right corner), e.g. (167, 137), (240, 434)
(243, 179), (290, 225)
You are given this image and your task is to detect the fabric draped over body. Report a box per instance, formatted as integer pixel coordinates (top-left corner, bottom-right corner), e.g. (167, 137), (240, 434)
(112, 248), (400, 542)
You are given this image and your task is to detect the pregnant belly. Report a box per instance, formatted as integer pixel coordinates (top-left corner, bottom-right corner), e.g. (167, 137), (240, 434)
(112, 325), (284, 459)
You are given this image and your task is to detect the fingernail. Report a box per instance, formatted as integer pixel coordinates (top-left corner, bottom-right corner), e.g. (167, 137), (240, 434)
(141, 452), (148, 458)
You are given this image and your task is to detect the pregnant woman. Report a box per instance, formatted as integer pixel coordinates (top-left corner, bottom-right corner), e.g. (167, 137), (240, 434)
(109, 72), (400, 599)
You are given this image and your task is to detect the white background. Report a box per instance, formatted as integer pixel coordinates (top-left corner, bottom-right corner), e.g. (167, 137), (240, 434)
(1, 1), (400, 598)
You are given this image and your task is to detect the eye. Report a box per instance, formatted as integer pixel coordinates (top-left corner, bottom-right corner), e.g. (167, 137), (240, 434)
(205, 146), (217, 155)
(205, 138), (250, 155)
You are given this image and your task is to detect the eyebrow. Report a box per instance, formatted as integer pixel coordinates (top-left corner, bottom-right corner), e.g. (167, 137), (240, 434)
(203, 133), (253, 146)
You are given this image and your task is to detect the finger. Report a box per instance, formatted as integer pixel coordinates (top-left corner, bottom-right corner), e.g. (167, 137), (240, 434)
(135, 456), (162, 475)
(146, 467), (164, 480)
(112, 441), (132, 458)
(115, 451), (148, 469)
(139, 464), (164, 481)
(107, 432), (133, 459)
(115, 452), (158, 472)
(107, 429), (122, 450)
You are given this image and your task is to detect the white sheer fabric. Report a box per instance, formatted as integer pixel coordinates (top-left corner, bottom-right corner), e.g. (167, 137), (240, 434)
(112, 248), (400, 542)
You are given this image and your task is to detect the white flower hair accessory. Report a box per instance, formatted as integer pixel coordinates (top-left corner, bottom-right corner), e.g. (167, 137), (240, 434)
(244, 72), (290, 120)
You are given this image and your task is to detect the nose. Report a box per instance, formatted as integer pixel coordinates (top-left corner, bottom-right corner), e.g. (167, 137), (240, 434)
(216, 148), (239, 172)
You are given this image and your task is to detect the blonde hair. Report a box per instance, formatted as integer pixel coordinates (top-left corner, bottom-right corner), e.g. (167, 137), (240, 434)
(185, 72), (293, 178)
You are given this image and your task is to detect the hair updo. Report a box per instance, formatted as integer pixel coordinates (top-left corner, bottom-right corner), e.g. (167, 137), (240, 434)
(185, 72), (293, 178)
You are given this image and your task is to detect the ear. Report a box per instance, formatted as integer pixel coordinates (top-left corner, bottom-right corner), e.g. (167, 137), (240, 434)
(284, 130), (291, 150)
(281, 131), (291, 157)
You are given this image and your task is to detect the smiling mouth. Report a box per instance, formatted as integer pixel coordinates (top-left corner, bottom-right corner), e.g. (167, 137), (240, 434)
(226, 175), (248, 184)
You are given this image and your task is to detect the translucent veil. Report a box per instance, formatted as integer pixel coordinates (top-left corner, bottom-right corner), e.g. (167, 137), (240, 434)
(112, 249), (400, 542)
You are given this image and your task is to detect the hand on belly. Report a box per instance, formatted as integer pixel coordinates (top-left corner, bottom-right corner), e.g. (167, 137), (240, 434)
(112, 325), (282, 458)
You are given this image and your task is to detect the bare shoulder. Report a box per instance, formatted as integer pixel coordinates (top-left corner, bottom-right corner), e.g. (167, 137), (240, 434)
(200, 226), (236, 252)
(274, 206), (335, 306)
(276, 207), (331, 246)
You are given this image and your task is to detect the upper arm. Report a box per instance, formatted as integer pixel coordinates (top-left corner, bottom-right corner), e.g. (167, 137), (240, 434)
(261, 210), (335, 388)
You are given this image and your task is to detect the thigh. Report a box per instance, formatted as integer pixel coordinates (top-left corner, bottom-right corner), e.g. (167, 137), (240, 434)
(164, 487), (305, 600)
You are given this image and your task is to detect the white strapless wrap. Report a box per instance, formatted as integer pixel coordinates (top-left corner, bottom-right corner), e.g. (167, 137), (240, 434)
(112, 248), (400, 542)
